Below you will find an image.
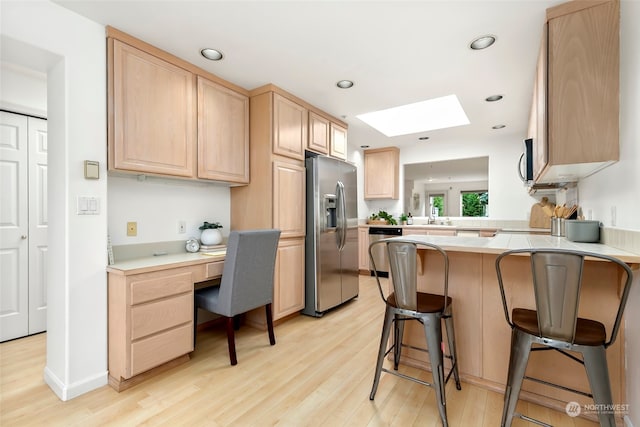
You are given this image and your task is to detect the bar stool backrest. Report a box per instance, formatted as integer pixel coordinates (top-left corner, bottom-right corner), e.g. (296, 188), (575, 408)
(530, 251), (584, 343)
(369, 238), (450, 314)
(496, 248), (634, 348)
(387, 241), (419, 310)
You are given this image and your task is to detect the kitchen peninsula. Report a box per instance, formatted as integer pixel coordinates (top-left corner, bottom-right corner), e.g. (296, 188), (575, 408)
(380, 232), (639, 419)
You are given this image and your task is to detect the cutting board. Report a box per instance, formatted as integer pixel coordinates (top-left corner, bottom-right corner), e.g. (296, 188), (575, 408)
(529, 198), (554, 229)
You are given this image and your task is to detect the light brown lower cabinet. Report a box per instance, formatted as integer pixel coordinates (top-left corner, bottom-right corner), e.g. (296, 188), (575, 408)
(273, 238), (305, 319)
(358, 227), (370, 274)
(245, 237), (305, 329)
(107, 259), (224, 391)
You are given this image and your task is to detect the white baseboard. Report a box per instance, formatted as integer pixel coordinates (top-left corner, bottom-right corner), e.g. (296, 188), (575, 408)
(44, 366), (108, 401)
(43, 366), (65, 400)
(625, 415), (635, 427)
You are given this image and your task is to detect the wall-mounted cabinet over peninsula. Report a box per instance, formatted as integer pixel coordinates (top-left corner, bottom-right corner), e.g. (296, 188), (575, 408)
(107, 27), (249, 185)
(364, 146), (399, 200)
(528, 0), (619, 184)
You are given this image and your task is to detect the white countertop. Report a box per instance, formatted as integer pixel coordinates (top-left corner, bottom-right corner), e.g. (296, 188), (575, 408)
(107, 250), (226, 274)
(396, 233), (640, 264)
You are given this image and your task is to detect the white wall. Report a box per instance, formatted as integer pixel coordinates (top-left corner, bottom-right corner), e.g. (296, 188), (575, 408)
(108, 175), (231, 246)
(0, 62), (47, 116)
(351, 130), (536, 221)
(578, 2), (640, 424)
(1, 1), (108, 400)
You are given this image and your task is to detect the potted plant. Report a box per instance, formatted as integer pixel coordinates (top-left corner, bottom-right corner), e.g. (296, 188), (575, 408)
(199, 221), (223, 245)
(368, 210), (398, 225)
(399, 213), (408, 225)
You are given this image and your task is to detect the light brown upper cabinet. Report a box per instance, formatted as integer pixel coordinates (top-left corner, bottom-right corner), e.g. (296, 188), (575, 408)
(107, 27), (250, 184)
(364, 147), (400, 200)
(308, 111), (330, 155)
(109, 39), (196, 178)
(307, 111), (349, 160)
(273, 160), (306, 238)
(273, 93), (307, 160)
(529, 26), (548, 183)
(330, 123), (348, 160)
(197, 77), (249, 184)
(530, 0), (619, 184)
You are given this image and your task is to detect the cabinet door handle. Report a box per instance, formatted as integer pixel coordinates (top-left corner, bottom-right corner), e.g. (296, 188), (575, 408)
(21, 235), (28, 239)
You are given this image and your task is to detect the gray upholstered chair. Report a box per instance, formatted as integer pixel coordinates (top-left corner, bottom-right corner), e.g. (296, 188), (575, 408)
(194, 229), (280, 365)
(495, 248), (634, 427)
(368, 238), (461, 427)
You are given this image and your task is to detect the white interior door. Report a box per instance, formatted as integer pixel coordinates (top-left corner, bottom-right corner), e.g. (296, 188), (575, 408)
(0, 112), (48, 341)
(1, 111), (29, 341)
(28, 117), (48, 334)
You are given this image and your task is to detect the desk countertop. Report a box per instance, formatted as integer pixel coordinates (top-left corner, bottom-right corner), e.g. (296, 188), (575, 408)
(395, 233), (640, 264)
(107, 250), (226, 275)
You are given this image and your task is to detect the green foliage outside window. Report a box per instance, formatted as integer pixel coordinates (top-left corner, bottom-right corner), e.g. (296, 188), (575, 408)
(432, 196), (444, 216)
(462, 192), (488, 217)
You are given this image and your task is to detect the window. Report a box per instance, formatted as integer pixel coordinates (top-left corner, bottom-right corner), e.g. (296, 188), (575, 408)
(428, 193), (445, 217)
(461, 191), (488, 217)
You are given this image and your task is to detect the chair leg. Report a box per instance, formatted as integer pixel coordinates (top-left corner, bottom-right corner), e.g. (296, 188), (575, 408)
(266, 303), (276, 345)
(233, 315), (242, 331)
(501, 329), (533, 427)
(424, 314), (448, 427)
(443, 309), (462, 390)
(583, 346), (616, 427)
(225, 316), (238, 366)
(370, 306), (394, 400)
(393, 314), (405, 370)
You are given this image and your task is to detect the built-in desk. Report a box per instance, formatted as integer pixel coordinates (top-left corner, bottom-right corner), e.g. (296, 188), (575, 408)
(106, 251), (225, 391)
(389, 234), (639, 421)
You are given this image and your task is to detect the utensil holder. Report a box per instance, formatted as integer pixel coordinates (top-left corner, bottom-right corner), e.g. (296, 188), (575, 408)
(551, 217), (565, 237)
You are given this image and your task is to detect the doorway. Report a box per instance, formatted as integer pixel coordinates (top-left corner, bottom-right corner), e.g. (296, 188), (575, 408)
(1, 89), (48, 340)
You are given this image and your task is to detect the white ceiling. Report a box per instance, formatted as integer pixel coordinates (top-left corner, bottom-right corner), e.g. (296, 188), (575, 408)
(50, 0), (559, 149)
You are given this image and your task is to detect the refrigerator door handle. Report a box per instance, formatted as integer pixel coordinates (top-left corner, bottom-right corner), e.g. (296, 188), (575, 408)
(336, 181), (347, 251)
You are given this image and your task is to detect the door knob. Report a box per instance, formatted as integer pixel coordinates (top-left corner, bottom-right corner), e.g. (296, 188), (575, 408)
(21, 235), (27, 239)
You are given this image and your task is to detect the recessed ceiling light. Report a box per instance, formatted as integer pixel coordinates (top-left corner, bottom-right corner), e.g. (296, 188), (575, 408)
(485, 95), (503, 102)
(201, 48), (224, 61)
(360, 145), (370, 149)
(337, 80), (354, 89)
(418, 136), (430, 141)
(492, 124), (506, 129)
(469, 35), (496, 50)
(356, 94), (470, 137)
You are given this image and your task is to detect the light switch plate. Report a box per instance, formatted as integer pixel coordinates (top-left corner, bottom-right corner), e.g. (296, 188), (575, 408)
(84, 160), (99, 179)
(77, 196), (100, 215)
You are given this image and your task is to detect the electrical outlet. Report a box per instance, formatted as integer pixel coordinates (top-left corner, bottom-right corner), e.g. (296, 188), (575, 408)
(178, 220), (186, 234)
(127, 221), (137, 237)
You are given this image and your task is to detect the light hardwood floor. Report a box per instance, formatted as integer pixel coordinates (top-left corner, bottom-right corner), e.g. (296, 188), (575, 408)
(1, 276), (598, 426)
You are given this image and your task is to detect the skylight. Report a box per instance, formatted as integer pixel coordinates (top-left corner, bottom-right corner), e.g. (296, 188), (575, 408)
(356, 94), (470, 137)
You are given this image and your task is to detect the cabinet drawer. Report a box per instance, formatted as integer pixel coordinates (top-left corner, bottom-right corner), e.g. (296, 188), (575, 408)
(206, 261), (224, 279)
(131, 293), (193, 340)
(130, 271), (192, 305)
(130, 323), (193, 377)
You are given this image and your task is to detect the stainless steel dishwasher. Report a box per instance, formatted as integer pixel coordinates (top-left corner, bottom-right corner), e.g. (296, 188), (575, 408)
(368, 227), (403, 277)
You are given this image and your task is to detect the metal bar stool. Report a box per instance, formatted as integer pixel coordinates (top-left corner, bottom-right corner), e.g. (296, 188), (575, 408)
(495, 248), (634, 427)
(369, 238), (461, 427)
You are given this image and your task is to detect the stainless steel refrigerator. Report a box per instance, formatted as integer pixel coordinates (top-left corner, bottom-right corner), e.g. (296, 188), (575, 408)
(303, 154), (359, 317)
